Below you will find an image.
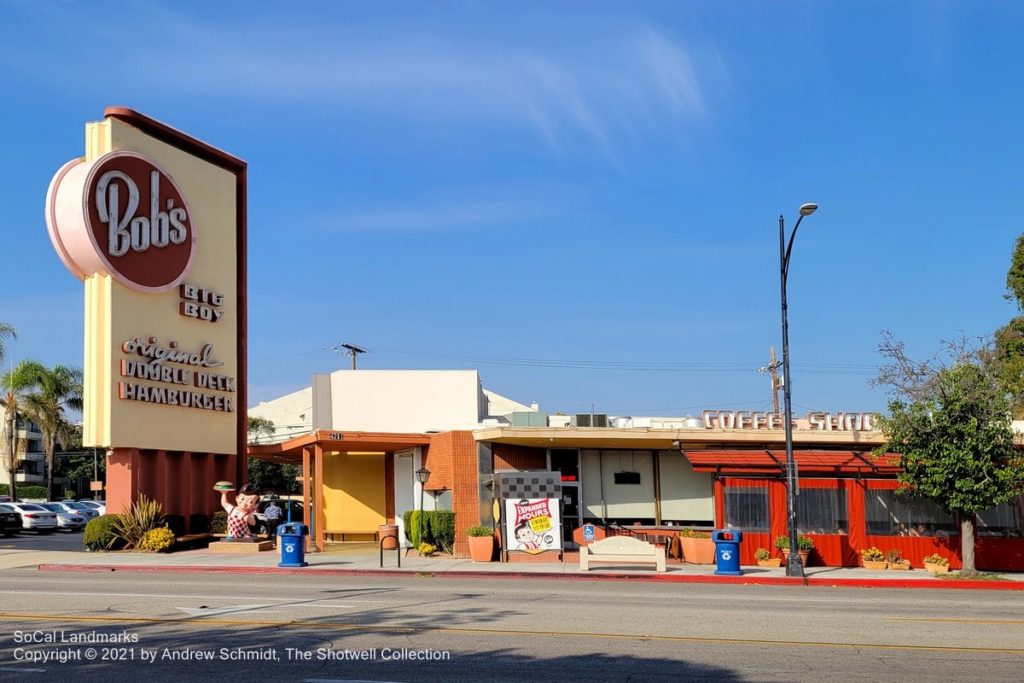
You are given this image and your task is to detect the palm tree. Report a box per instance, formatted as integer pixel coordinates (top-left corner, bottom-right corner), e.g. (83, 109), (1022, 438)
(0, 359), (45, 500)
(23, 365), (83, 498)
(0, 322), (14, 368)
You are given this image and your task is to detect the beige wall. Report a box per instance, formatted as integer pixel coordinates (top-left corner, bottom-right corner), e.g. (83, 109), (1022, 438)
(315, 370), (483, 433)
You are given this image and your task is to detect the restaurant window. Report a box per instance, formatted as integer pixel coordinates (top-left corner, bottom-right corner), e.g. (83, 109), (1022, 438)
(724, 487), (769, 532)
(797, 488), (848, 534)
(977, 500), (1024, 537)
(864, 490), (956, 537)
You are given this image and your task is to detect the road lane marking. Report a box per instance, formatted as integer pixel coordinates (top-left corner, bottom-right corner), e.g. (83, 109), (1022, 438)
(0, 589), (385, 603)
(886, 617), (1024, 625)
(0, 667), (47, 673)
(2, 612), (1023, 655)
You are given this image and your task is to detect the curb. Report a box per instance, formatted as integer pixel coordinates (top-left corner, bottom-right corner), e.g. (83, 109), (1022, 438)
(35, 563), (1024, 590)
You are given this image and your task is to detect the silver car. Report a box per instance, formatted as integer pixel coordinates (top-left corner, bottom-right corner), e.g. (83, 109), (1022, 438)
(77, 500), (107, 516)
(40, 503), (88, 531)
(47, 501), (99, 520)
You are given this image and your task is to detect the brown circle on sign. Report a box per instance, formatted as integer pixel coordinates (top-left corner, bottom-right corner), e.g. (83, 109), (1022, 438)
(84, 152), (196, 292)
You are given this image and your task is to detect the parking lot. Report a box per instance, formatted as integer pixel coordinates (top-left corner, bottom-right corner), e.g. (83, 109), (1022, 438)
(0, 527), (88, 552)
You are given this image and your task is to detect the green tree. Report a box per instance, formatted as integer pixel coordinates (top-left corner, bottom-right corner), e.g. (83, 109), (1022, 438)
(22, 365), (83, 498)
(993, 234), (1024, 416)
(245, 415), (299, 495)
(874, 337), (1023, 575)
(0, 360), (45, 500)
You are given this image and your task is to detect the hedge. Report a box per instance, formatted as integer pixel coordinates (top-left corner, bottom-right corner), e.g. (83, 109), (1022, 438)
(2, 484), (48, 500)
(401, 510), (455, 552)
(84, 514), (125, 551)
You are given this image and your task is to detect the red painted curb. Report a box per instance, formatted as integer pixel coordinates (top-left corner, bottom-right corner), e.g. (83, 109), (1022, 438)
(34, 563), (1024, 590)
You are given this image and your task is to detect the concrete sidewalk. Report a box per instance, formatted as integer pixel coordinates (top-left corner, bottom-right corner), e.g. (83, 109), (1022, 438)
(2, 541), (1023, 589)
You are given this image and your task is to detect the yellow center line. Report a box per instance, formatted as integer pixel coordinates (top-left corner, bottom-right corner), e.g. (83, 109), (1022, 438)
(3, 612), (1023, 655)
(886, 617), (1024, 625)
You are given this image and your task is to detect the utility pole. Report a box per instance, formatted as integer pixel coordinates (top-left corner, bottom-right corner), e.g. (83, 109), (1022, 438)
(758, 346), (782, 413)
(329, 342), (368, 370)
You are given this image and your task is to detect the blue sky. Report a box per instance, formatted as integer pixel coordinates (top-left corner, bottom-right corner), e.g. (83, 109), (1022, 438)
(3, 1), (1023, 417)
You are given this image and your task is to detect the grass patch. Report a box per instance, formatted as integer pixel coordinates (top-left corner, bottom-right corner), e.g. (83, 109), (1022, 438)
(939, 571), (1007, 581)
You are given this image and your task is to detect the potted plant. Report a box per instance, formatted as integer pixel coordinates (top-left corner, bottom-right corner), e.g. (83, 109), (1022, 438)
(679, 528), (715, 564)
(755, 547), (781, 568)
(923, 553), (950, 574)
(466, 525), (494, 562)
(774, 535), (813, 566)
(886, 548), (911, 570)
(860, 546), (888, 570)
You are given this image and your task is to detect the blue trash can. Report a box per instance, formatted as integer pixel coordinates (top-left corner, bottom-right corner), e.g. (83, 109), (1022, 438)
(277, 523), (308, 568)
(712, 529), (743, 576)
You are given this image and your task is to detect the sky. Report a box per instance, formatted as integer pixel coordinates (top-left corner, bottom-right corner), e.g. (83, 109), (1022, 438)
(3, 1), (1024, 419)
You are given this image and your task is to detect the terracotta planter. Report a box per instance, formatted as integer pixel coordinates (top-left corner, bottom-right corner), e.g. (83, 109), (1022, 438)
(924, 562), (950, 574)
(887, 560), (911, 571)
(680, 536), (715, 564)
(468, 535), (494, 562)
(757, 558), (782, 568)
(379, 524), (399, 550)
(862, 560), (888, 570)
(781, 548), (811, 566)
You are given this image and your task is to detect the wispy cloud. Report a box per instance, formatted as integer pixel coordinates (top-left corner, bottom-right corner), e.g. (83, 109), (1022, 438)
(318, 201), (532, 233)
(0, 3), (724, 149)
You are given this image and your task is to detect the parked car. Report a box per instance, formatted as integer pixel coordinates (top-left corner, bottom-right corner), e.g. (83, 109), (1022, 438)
(39, 503), (88, 531)
(46, 501), (99, 520)
(0, 504), (21, 536)
(77, 500), (107, 516)
(253, 499), (305, 534)
(1, 503), (57, 532)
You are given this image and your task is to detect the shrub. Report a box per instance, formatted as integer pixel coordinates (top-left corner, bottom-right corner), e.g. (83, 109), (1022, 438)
(418, 542), (436, 556)
(467, 525), (492, 537)
(111, 494), (163, 549)
(680, 528), (712, 539)
(775, 535), (814, 551)
(163, 514), (186, 537)
(886, 548), (904, 564)
(139, 526), (176, 553)
(84, 514), (125, 551)
(923, 553), (949, 566)
(15, 485), (47, 500)
(426, 510), (456, 552)
(403, 510), (421, 546)
(754, 547), (771, 561)
(211, 511), (228, 534)
(189, 513), (211, 534)
(861, 546), (885, 561)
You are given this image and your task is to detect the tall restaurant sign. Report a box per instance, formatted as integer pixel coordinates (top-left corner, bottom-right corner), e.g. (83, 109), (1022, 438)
(45, 108), (247, 520)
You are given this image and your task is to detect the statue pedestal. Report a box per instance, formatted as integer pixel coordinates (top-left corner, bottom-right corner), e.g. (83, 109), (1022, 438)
(209, 540), (275, 553)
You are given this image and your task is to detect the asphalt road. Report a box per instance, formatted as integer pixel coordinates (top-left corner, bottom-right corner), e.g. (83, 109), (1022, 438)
(0, 570), (1021, 682)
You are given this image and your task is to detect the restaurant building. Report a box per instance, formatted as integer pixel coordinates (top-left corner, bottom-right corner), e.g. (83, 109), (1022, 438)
(249, 374), (1024, 570)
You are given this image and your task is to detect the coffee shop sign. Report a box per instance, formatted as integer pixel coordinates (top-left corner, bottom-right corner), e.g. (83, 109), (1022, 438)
(701, 410), (877, 431)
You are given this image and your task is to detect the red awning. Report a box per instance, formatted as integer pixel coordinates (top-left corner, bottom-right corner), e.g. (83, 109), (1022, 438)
(683, 450), (900, 477)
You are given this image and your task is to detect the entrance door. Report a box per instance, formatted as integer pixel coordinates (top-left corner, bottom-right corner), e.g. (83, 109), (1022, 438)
(394, 451), (415, 548)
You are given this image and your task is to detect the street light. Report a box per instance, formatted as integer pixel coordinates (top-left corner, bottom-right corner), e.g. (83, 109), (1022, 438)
(779, 202), (817, 578)
(415, 466), (431, 546)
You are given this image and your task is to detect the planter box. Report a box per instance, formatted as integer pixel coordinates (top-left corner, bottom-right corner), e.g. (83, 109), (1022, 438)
(887, 560), (911, 571)
(757, 558), (782, 568)
(680, 536), (715, 564)
(862, 560), (888, 570)
(924, 562), (950, 574)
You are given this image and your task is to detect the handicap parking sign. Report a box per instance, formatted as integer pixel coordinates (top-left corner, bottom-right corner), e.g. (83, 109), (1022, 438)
(583, 524), (596, 542)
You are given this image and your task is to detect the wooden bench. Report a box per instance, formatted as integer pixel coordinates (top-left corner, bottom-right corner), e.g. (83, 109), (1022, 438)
(325, 529), (379, 542)
(579, 536), (666, 572)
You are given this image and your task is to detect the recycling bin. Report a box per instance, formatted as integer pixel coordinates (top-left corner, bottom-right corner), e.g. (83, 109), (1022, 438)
(277, 523), (308, 568)
(711, 529), (743, 576)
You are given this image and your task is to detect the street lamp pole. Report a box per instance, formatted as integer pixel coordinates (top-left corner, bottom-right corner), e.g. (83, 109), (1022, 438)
(415, 466), (431, 547)
(779, 202), (817, 578)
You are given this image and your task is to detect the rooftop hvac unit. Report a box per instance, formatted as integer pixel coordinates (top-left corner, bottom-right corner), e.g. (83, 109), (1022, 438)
(574, 414), (608, 428)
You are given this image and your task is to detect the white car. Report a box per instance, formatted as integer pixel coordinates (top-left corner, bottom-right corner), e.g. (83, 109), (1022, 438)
(47, 501), (99, 520)
(77, 500), (107, 516)
(1, 503), (57, 532)
(40, 504), (88, 531)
